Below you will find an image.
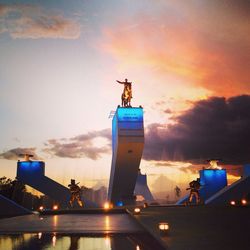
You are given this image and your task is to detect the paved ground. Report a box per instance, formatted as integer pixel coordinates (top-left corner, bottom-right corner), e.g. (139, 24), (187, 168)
(1, 206), (250, 249)
(133, 205), (250, 250)
(0, 214), (144, 234)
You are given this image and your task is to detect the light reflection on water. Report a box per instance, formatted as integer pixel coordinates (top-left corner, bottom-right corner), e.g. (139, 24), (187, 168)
(0, 233), (164, 250)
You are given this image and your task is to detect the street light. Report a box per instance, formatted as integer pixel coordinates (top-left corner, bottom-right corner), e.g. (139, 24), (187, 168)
(134, 207), (141, 214)
(241, 199), (247, 205)
(53, 205), (58, 210)
(39, 206), (44, 211)
(159, 222), (169, 235)
(104, 202), (110, 210)
(230, 200), (236, 206)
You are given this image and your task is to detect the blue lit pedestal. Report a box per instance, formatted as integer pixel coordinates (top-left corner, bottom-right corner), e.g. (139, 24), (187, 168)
(108, 107), (144, 206)
(16, 161), (96, 208)
(17, 161), (45, 179)
(243, 164), (250, 177)
(199, 169), (227, 201)
(177, 169), (228, 204)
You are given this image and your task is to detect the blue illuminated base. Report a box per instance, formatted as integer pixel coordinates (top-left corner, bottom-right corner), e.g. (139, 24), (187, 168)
(177, 169), (228, 205)
(17, 161), (45, 178)
(199, 169), (227, 201)
(116, 106), (143, 122)
(108, 106), (144, 206)
(243, 164), (250, 177)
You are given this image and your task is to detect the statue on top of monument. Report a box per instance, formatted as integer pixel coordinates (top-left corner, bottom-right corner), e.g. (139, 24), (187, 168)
(116, 78), (132, 107)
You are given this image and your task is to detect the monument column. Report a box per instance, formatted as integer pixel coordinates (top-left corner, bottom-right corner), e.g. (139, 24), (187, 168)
(108, 106), (144, 206)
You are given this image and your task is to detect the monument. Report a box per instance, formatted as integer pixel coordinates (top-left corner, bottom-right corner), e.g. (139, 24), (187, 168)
(108, 79), (145, 206)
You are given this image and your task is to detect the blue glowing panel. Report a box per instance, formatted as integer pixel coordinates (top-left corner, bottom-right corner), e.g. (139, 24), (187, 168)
(117, 108), (143, 122)
(116, 201), (124, 207)
(116, 107), (143, 130)
(17, 161), (45, 176)
(19, 161), (44, 169)
(112, 115), (117, 152)
(200, 169), (227, 185)
(243, 164), (250, 177)
(199, 169), (227, 199)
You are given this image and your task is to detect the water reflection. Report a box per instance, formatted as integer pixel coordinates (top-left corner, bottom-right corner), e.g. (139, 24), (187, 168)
(105, 215), (110, 231)
(53, 215), (58, 227)
(38, 232), (42, 239)
(52, 233), (56, 247)
(0, 233), (165, 250)
(105, 235), (111, 247)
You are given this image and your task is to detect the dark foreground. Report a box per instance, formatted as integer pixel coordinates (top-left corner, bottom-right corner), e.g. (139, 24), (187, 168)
(0, 233), (163, 250)
(0, 212), (164, 250)
(0, 206), (250, 250)
(133, 205), (250, 250)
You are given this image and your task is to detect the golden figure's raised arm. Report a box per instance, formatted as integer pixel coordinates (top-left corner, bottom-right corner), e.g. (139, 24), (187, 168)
(116, 79), (132, 84)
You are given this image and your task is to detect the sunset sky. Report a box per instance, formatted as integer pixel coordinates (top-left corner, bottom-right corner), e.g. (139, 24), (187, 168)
(0, 0), (249, 199)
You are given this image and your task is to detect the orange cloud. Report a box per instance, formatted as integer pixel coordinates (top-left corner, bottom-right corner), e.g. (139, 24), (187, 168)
(101, 2), (250, 97)
(0, 4), (81, 39)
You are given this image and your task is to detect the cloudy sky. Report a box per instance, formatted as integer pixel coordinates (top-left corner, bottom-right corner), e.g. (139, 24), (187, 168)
(0, 0), (249, 198)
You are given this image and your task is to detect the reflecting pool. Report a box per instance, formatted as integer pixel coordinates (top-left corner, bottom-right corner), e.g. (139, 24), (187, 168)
(0, 233), (165, 250)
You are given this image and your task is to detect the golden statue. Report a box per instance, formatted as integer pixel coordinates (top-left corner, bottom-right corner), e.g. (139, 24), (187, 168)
(68, 179), (83, 207)
(116, 79), (132, 107)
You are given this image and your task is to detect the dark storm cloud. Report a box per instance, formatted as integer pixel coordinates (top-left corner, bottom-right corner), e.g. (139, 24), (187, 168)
(0, 147), (40, 160)
(143, 95), (250, 165)
(44, 128), (111, 160)
(224, 0), (250, 15)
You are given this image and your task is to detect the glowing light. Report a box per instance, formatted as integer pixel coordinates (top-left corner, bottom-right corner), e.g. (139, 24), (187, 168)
(117, 107), (143, 122)
(104, 202), (110, 210)
(159, 222), (169, 231)
(53, 205), (58, 210)
(53, 215), (58, 227)
(136, 245), (140, 250)
(38, 232), (42, 239)
(105, 235), (111, 246)
(134, 207), (141, 214)
(105, 216), (110, 231)
(52, 234), (57, 247)
(116, 201), (123, 207)
(241, 199), (247, 205)
(39, 206), (44, 211)
(230, 201), (236, 206)
(19, 161), (44, 169)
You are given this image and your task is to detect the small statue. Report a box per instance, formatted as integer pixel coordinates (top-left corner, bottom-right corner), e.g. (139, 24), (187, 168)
(116, 79), (132, 107)
(207, 159), (222, 170)
(68, 179), (83, 207)
(186, 178), (201, 204)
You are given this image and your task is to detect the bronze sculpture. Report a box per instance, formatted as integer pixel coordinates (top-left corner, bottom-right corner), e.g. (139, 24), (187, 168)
(116, 79), (132, 107)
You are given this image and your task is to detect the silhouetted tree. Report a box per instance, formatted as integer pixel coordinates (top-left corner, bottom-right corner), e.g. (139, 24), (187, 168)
(0, 176), (12, 188)
(0, 176), (26, 203)
(0, 176), (14, 198)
